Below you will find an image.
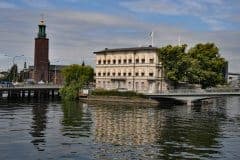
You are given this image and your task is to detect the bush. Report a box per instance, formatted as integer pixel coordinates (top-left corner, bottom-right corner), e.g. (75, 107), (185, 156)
(91, 89), (146, 98)
(60, 83), (79, 100)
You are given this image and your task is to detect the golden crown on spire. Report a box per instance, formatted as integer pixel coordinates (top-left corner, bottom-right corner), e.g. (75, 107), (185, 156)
(39, 13), (45, 25)
(39, 20), (45, 25)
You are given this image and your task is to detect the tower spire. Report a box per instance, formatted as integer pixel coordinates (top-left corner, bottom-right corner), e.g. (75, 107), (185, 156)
(38, 14), (46, 38)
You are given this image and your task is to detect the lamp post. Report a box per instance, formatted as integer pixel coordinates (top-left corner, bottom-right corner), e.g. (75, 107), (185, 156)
(53, 60), (59, 84)
(12, 55), (24, 65)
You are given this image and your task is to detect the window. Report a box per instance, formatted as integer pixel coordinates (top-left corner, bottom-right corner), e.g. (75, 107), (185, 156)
(149, 58), (154, 63)
(103, 72), (106, 76)
(141, 82), (145, 90)
(128, 59), (132, 64)
(112, 72), (116, 76)
(107, 60), (110, 64)
(128, 81), (131, 88)
(149, 73), (154, 77)
(141, 59), (145, 63)
(107, 72), (110, 76)
(128, 72), (132, 76)
(118, 72), (121, 76)
(135, 82), (139, 90)
(123, 72), (126, 76)
(123, 59), (127, 64)
(113, 59), (116, 64)
(103, 60), (106, 64)
(136, 59), (139, 64)
(118, 59), (121, 64)
(135, 72), (139, 76)
(98, 60), (101, 64)
(98, 72), (101, 76)
(141, 72), (145, 76)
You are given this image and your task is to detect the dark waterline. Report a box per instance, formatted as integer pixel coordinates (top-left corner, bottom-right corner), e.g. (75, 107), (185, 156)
(0, 97), (239, 160)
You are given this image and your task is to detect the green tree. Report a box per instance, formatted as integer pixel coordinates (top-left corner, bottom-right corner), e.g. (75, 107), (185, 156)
(158, 44), (189, 88)
(60, 64), (94, 100)
(187, 43), (226, 88)
(157, 43), (227, 89)
(7, 64), (18, 82)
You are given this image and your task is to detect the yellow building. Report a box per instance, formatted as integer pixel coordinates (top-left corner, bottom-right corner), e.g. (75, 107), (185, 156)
(93, 46), (169, 93)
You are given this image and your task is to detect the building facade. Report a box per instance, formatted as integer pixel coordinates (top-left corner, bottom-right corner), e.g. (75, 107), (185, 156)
(94, 46), (169, 93)
(34, 19), (49, 83)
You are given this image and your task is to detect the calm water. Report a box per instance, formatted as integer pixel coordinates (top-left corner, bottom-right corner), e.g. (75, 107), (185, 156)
(0, 97), (240, 160)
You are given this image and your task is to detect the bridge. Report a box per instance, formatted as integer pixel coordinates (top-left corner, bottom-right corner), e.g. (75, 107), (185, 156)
(0, 85), (63, 100)
(145, 89), (240, 105)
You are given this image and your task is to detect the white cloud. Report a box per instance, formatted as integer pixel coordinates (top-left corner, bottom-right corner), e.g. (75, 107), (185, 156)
(120, 0), (239, 31)
(0, 7), (240, 73)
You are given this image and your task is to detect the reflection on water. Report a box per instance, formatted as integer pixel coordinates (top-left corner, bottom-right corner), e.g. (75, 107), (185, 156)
(61, 101), (92, 138)
(89, 102), (224, 159)
(0, 97), (239, 159)
(29, 104), (47, 151)
(91, 104), (166, 145)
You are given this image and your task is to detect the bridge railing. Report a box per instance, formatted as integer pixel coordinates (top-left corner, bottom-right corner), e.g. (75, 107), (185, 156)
(0, 84), (63, 89)
(15, 84), (63, 88)
(162, 89), (205, 94)
(155, 88), (240, 94)
(205, 88), (240, 92)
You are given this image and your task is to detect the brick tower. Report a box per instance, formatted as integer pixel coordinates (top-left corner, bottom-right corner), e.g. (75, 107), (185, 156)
(34, 19), (49, 83)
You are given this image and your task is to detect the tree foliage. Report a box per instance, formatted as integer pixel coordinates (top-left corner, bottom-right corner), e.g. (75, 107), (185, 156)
(6, 64), (18, 82)
(60, 64), (94, 100)
(158, 43), (227, 88)
(158, 44), (189, 87)
(187, 43), (226, 88)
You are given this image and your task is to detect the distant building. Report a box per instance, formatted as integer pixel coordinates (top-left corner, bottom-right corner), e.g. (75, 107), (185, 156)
(24, 64), (66, 84)
(223, 61), (228, 82)
(93, 46), (169, 93)
(228, 72), (240, 87)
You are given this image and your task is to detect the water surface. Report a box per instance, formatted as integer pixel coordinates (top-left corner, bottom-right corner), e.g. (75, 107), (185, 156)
(0, 97), (239, 159)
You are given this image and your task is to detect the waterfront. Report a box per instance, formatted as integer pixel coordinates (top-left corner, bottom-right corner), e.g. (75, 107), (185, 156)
(0, 97), (239, 160)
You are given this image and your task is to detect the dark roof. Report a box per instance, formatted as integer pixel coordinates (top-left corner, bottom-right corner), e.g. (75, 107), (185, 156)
(93, 46), (158, 54)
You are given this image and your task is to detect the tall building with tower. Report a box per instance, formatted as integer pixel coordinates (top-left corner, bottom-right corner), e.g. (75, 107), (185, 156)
(34, 19), (49, 83)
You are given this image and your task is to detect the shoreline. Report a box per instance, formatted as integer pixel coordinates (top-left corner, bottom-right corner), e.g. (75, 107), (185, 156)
(79, 95), (159, 104)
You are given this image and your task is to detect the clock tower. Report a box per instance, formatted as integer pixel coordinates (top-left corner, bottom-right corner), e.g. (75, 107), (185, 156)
(34, 19), (49, 83)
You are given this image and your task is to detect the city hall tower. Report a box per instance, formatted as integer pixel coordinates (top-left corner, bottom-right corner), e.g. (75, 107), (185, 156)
(34, 19), (49, 83)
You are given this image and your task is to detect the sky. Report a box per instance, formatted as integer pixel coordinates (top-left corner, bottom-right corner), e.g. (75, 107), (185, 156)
(0, 0), (239, 72)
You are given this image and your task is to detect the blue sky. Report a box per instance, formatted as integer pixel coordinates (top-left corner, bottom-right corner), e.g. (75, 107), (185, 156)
(0, 0), (240, 72)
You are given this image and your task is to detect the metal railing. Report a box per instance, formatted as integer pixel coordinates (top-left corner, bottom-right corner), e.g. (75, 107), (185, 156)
(0, 84), (63, 89)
